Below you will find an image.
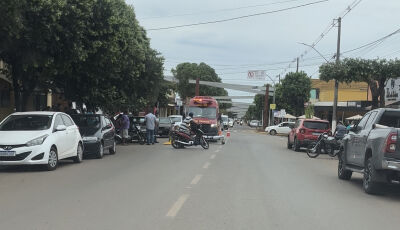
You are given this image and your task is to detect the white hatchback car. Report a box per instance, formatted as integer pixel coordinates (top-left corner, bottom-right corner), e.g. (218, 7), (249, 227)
(0, 112), (83, 170)
(265, 122), (295, 135)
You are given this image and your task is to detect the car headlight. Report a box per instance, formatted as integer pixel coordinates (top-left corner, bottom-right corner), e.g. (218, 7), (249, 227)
(83, 136), (99, 142)
(26, 135), (49, 147)
(211, 124), (217, 128)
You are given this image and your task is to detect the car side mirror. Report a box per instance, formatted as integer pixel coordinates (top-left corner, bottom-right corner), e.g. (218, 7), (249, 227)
(350, 126), (359, 132)
(55, 125), (67, 132)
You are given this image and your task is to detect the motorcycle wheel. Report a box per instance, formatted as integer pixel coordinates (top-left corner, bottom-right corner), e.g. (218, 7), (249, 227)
(327, 145), (339, 157)
(306, 143), (320, 158)
(200, 136), (209, 149)
(138, 134), (145, 145)
(171, 136), (180, 149)
(325, 144), (335, 157)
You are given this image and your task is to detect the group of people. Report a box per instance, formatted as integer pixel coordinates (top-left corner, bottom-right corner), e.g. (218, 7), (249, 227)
(115, 110), (159, 145)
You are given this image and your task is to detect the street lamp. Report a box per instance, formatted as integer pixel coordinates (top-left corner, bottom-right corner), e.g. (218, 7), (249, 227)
(298, 42), (339, 132)
(298, 43), (330, 63)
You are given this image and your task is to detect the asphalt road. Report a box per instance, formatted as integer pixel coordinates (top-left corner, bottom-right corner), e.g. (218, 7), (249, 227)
(1, 126), (400, 230)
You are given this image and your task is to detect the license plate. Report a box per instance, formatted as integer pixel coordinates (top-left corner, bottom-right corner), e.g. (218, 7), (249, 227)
(312, 132), (321, 136)
(0, 151), (16, 157)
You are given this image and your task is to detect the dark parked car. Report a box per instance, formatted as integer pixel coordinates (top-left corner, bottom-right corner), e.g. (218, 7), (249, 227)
(158, 117), (172, 137)
(71, 114), (116, 158)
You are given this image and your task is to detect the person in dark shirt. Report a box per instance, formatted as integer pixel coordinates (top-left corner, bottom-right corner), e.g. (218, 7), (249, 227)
(334, 121), (347, 139)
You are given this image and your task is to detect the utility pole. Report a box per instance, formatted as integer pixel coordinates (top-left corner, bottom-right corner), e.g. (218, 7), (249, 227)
(263, 84), (270, 130)
(278, 74), (281, 84)
(296, 58), (299, 73)
(195, 77), (200, 96)
(332, 17), (341, 132)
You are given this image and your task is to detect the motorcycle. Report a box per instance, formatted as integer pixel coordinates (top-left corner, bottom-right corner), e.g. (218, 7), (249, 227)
(171, 123), (209, 149)
(306, 132), (343, 158)
(115, 122), (145, 145)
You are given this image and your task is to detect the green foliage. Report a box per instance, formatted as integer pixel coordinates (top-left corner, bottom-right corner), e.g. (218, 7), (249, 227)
(172, 62), (230, 100)
(244, 105), (258, 120)
(0, 0), (168, 113)
(305, 104), (314, 119)
(244, 92), (274, 120)
(319, 58), (400, 109)
(275, 72), (311, 116)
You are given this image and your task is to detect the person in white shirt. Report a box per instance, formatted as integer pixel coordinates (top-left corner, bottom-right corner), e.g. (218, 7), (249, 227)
(145, 111), (157, 145)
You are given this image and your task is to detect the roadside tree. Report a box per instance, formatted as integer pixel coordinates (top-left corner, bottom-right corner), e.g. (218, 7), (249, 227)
(275, 72), (311, 116)
(319, 58), (400, 109)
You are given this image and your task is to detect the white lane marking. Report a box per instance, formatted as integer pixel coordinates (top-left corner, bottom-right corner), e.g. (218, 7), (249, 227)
(203, 162), (211, 169)
(210, 154), (216, 159)
(190, 174), (203, 185)
(214, 149), (220, 153)
(166, 194), (189, 217)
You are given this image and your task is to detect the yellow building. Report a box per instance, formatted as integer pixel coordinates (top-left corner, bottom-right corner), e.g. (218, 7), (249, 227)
(310, 79), (370, 102)
(310, 79), (371, 122)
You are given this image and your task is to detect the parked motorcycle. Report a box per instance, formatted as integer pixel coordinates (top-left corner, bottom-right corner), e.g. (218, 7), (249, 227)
(171, 123), (209, 149)
(306, 132), (343, 158)
(115, 122), (145, 145)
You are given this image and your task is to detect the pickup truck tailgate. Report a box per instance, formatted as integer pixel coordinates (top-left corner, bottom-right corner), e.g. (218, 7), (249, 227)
(385, 129), (400, 160)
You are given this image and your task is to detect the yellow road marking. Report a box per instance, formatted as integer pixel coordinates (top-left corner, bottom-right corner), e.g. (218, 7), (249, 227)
(203, 162), (211, 169)
(166, 194), (189, 217)
(190, 174), (203, 185)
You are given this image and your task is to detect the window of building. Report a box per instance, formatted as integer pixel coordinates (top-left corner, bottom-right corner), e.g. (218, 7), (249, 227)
(310, 88), (320, 100)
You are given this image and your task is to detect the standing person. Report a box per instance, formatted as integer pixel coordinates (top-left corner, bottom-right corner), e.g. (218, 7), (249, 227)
(121, 111), (130, 145)
(145, 110), (156, 145)
(154, 112), (159, 143)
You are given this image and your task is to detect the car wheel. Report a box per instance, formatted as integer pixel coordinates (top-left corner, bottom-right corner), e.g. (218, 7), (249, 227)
(270, 130), (277, 135)
(338, 152), (352, 180)
(109, 140), (116, 155)
(292, 137), (300, 152)
(46, 147), (58, 171)
(287, 137), (292, 149)
(363, 157), (381, 194)
(73, 143), (83, 163)
(96, 142), (104, 159)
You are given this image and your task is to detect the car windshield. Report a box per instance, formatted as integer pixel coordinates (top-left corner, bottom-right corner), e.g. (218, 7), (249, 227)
(0, 115), (53, 131)
(189, 107), (217, 119)
(71, 115), (101, 129)
(159, 118), (171, 124)
(169, 117), (182, 123)
(379, 111), (400, 128)
(222, 116), (228, 122)
(303, 121), (329, 130)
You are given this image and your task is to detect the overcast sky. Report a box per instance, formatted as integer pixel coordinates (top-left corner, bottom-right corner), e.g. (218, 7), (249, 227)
(127, 0), (400, 113)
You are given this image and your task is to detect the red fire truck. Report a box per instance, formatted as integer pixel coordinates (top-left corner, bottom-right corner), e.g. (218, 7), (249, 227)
(188, 96), (224, 143)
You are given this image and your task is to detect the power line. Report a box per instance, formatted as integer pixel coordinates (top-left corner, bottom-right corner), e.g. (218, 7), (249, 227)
(147, 0), (329, 31)
(343, 28), (400, 57)
(141, 0), (305, 20)
(278, 0), (364, 77)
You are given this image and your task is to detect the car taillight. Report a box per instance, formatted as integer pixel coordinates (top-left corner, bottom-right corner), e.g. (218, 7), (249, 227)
(300, 129), (305, 134)
(385, 132), (397, 153)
